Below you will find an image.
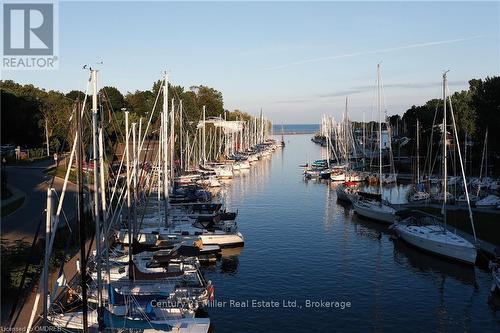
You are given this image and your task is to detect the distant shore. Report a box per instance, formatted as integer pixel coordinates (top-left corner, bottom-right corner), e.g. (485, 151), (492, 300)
(272, 124), (319, 135)
(275, 131), (316, 135)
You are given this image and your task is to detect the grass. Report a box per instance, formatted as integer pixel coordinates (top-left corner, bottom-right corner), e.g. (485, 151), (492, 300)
(1, 196), (25, 217)
(45, 165), (94, 185)
(45, 165), (77, 183)
(3, 155), (52, 166)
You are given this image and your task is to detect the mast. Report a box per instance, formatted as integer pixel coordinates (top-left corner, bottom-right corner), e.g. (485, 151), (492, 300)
(377, 63), (382, 193)
(91, 69), (103, 324)
(179, 100), (183, 171)
(158, 112), (163, 209)
(98, 128), (107, 219)
(42, 188), (53, 324)
(170, 98), (175, 190)
(464, 132), (467, 176)
(260, 109), (263, 144)
(325, 116), (330, 167)
(442, 71), (449, 227)
(416, 118), (420, 183)
(125, 111), (133, 277)
(132, 122), (137, 242)
(345, 97), (349, 167)
(162, 73), (169, 199)
(239, 117), (243, 154)
(202, 105), (206, 164)
(97, 125), (110, 314)
(76, 98), (89, 333)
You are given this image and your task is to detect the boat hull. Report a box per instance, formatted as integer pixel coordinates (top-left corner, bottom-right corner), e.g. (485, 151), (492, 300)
(393, 226), (477, 264)
(200, 232), (244, 248)
(330, 173), (346, 181)
(353, 201), (395, 224)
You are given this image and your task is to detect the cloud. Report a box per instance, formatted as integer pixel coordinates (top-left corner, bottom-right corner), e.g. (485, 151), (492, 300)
(317, 80), (467, 98)
(317, 88), (369, 98)
(264, 36), (484, 70)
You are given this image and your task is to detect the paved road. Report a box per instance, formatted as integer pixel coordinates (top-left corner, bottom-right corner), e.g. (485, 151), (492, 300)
(1, 159), (77, 244)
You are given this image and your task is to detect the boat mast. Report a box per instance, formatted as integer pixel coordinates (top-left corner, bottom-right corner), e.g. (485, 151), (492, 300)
(239, 117), (243, 154)
(170, 98), (175, 190)
(158, 112), (163, 201)
(345, 97), (349, 167)
(442, 71), (449, 229)
(163, 73), (169, 200)
(377, 64), (382, 194)
(179, 100), (183, 171)
(76, 98), (89, 333)
(326, 117), (330, 167)
(416, 118), (420, 183)
(125, 111), (133, 277)
(91, 69), (104, 325)
(202, 105), (206, 164)
(132, 122), (137, 242)
(363, 111), (366, 165)
(42, 188), (53, 324)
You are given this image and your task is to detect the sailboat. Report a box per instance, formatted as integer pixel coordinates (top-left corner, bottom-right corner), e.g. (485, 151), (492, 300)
(353, 64), (397, 224)
(409, 119), (430, 202)
(281, 124), (285, 147)
(392, 72), (477, 265)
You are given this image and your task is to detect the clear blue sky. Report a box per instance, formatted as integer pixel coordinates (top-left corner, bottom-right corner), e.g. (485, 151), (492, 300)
(3, 1), (499, 123)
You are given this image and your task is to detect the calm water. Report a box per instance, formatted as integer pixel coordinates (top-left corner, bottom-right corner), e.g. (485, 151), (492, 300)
(272, 124), (319, 134)
(203, 134), (500, 332)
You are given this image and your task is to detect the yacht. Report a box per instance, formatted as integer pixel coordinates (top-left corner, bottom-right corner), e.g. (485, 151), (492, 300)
(392, 73), (478, 266)
(391, 210), (476, 264)
(352, 192), (396, 224)
(48, 309), (211, 332)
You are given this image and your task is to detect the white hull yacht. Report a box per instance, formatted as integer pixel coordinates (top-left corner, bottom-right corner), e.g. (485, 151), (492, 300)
(353, 199), (396, 224)
(392, 211), (477, 264)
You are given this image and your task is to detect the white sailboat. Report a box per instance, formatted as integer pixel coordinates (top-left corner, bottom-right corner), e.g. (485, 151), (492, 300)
(353, 64), (397, 224)
(392, 72), (477, 265)
(353, 197), (396, 223)
(392, 211), (476, 264)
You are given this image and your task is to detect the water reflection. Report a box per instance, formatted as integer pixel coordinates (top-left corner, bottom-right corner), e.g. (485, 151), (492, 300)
(392, 239), (477, 286)
(219, 255), (240, 275)
(202, 248), (241, 276)
(323, 184), (335, 232)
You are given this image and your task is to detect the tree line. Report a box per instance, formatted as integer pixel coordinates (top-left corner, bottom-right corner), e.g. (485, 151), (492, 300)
(0, 79), (254, 152)
(387, 76), (500, 176)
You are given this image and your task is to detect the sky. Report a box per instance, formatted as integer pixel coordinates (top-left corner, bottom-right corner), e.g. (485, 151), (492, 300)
(2, 1), (499, 123)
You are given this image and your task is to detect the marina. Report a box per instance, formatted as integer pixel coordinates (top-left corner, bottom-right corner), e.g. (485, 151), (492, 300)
(1, 2), (500, 332)
(3, 85), (500, 331)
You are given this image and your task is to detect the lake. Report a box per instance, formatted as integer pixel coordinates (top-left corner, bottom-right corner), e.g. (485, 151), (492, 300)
(202, 134), (500, 332)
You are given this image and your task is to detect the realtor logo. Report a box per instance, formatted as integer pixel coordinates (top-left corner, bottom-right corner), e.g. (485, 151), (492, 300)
(2, 1), (58, 70)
